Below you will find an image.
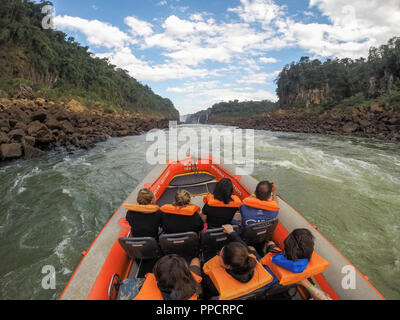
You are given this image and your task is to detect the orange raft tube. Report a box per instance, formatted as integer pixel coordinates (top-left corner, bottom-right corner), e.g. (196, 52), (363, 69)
(59, 155), (385, 300)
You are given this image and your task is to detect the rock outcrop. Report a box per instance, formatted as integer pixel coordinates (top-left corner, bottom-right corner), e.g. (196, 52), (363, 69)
(213, 105), (400, 142)
(0, 98), (171, 162)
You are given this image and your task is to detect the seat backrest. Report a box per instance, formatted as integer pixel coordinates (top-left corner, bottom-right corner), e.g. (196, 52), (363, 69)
(159, 232), (200, 260)
(200, 226), (239, 262)
(118, 237), (161, 260)
(233, 286), (270, 300)
(241, 219), (278, 246)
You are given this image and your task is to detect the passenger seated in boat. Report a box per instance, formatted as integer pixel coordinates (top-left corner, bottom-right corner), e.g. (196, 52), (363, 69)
(160, 190), (204, 234)
(261, 228), (331, 300)
(124, 188), (162, 238)
(134, 254), (202, 300)
(240, 181), (280, 227)
(201, 178), (243, 229)
(202, 224), (275, 300)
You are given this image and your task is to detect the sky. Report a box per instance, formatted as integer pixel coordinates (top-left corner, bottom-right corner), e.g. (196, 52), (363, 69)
(44, 0), (400, 115)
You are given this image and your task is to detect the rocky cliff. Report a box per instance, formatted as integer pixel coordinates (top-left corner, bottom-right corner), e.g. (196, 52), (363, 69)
(0, 96), (170, 162)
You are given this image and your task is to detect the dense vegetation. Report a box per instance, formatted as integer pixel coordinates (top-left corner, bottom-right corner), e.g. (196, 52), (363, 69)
(0, 0), (179, 119)
(276, 37), (400, 111)
(186, 99), (277, 123)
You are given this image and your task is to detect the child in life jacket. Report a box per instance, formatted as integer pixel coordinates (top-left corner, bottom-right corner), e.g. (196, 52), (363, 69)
(124, 188), (162, 238)
(240, 181), (280, 228)
(201, 178), (243, 229)
(202, 225), (275, 300)
(134, 254), (202, 300)
(263, 229), (331, 300)
(160, 189), (204, 234)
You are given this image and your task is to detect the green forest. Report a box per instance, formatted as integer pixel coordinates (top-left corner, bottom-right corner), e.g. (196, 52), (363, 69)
(0, 0), (179, 119)
(209, 100), (277, 121)
(186, 99), (277, 123)
(276, 37), (400, 111)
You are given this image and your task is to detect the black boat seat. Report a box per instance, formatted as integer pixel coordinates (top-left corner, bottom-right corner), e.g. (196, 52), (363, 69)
(118, 237), (161, 260)
(200, 226), (239, 262)
(209, 283), (298, 301)
(241, 219), (278, 247)
(159, 232), (200, 260)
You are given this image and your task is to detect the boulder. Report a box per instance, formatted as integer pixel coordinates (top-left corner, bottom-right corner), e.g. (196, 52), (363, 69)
(61, 120), (75, 134)
(34, 98), (46, 106)
(27, 121), (54, 144)
(67, 99), (87, 113)
(14, 122), (26, 130)
(22, 136), (35, 146)
(8, 129), (26, 142)
(15, 84), (34, 99)
(370, 104), (384, 113)
(0, 119), (9, 128)
(0, 143), (22, 160)
(23, 142), (45, 159)
(343, 122), (360, 133)
(7, 105), (29, 123)
(359, 119), (371, 127)
(31, 110), (47, 122)
(46, 118), (63, 130)
(0, 131), (9, 144)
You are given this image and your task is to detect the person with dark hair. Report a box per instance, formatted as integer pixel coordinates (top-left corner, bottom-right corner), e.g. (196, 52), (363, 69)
(160, 190), (204, 234)
(240, 181), (280, 228)
(201, 178), (242, 228)
(262, 229), (331, 300)
(264, 228), (315, 273)
(202, 225), (275, 300)
(124, 188), (162, 238)
(134, 254), (202, 300)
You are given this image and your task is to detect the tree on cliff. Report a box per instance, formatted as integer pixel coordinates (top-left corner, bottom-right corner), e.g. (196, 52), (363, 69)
(276, 37), (400, 109)
(0, 0), (179, 119)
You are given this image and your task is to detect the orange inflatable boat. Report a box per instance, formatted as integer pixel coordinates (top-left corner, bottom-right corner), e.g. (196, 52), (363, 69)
(59, 156), (385, 300)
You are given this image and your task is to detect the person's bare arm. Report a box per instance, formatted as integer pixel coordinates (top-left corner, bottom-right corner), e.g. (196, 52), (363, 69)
(297, 279), (332, 300)
(271, 182), (277, 201)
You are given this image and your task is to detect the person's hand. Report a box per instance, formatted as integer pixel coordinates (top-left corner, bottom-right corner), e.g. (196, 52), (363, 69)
(267, 241), (276, 247)
(271, 182), (277, 194)
(222, 224), (234, 235)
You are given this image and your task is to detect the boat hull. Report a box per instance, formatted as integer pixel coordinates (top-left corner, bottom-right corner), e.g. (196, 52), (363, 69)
(60, 157), (384, 300)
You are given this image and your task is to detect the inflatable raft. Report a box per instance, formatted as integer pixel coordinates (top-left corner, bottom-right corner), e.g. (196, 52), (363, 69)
(59, 156), (385, 300)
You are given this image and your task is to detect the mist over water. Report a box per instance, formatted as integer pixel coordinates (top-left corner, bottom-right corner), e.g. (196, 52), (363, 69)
(0, 125), (399, 299)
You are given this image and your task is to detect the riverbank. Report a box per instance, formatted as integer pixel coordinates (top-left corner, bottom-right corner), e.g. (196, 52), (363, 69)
(205, 105), (400, 142)
(0, 97), (170, 162)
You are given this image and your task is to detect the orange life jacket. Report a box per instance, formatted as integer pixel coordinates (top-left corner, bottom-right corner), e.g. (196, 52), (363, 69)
(260, 249), (330, 286)
(134, 272), (202, 300)
(243, 197), (280, 212)
(160, 204), (200, 216)
(203, 254), (273, 300)
(124, 203), (160, 214)
(204, 194), (243, 208)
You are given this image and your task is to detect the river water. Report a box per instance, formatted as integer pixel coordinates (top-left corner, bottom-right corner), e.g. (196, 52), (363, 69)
(0, 125), (399, 299)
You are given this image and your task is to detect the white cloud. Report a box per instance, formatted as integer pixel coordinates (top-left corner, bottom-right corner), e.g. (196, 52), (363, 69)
(96, 47), (219, 82)
(54, 15), (132, 49)
(125, 16), (154, 37)
(259, 57), (277, 63)
(228, 0), (284, 27)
